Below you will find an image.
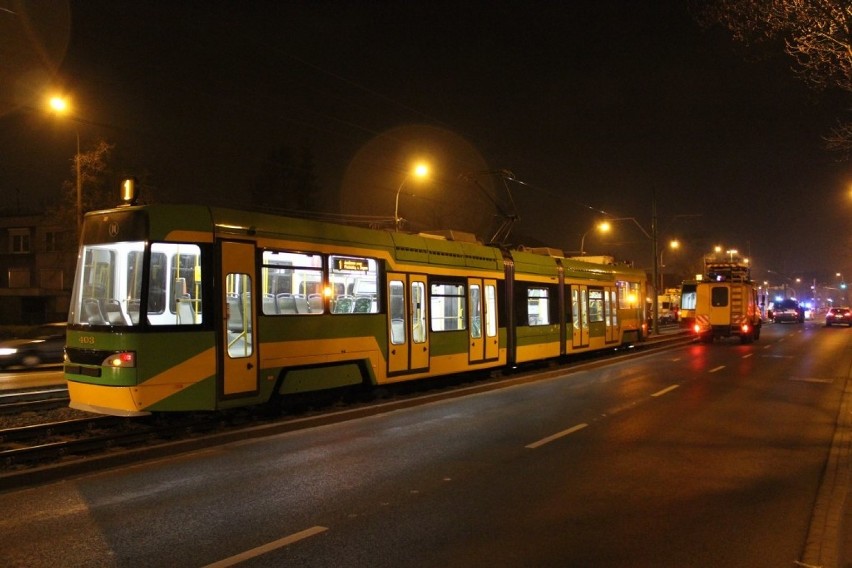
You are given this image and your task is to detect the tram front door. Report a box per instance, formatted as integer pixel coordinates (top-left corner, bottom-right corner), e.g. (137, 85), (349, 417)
(220, 240), (259, 396)
(387, 273), (429, 376)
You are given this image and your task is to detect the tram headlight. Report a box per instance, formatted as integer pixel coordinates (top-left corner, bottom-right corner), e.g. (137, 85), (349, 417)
(103, 351), (136, 368)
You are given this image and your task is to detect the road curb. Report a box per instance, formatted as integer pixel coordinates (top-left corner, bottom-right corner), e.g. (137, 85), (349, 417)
(800, 361), (852, 567)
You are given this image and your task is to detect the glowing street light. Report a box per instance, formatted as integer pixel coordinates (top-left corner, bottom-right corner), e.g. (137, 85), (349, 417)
(578, 220), (611, 255)
(48, 95), (82, 233)
(394, 162), (429, 231)
(726, 249), (738, 263)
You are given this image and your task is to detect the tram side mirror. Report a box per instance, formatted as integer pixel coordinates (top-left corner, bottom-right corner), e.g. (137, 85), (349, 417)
(121, 177), (139, 205)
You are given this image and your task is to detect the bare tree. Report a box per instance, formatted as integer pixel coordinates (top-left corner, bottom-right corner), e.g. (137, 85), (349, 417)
(250, 142), (321, 214)
(48, 139), (126, 246)
(693, 0), (852, 156)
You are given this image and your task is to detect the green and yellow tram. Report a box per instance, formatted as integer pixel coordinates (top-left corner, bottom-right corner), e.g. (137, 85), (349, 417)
(65, 193), (647, 416)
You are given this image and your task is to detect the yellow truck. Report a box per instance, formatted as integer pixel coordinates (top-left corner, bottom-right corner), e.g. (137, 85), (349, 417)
(691, 260), (762, 344)
(692, 280), (762, 343)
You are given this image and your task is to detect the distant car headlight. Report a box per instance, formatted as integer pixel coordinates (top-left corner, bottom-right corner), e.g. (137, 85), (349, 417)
(0, 347), (18, 356)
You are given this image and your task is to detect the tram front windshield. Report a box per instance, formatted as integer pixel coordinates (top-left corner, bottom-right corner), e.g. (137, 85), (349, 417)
(69, 241), (204, 327)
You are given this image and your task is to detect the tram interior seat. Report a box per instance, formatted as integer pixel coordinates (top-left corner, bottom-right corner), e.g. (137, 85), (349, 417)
(176, 295), (195, 325)
(334, 296), (354, 314)
(262, 293), (276, 315)
(308, 294), (323, 313)
(276, 293), (297, 315)
(390, 318), (405, 344)
(412, 322), (426, 343)
(127, 299), (141, 324)
(294, 295), (311, 314)
(353, 296), (372, 313)
(83, 298), (106, 325)
(102, 299), (129, 325)
(227, 294), (243, 332)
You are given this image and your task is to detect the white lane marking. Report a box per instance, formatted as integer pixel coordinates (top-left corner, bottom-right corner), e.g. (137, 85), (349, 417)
(651, 384), (679, 397)
(526, 423), (588, 449)
(709, 366), (725, 373)
(202, 526), (329, 568)
(742, 353), (753, 359)
(789, 377), (835, 384)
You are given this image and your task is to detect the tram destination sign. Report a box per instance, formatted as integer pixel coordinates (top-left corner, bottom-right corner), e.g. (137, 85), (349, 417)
(334, 257), (369, 272)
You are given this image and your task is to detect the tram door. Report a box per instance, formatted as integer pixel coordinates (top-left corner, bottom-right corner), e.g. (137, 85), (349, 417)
(387, 273), (430, 375)
(605, 287), (618, 342)
(220, 241), (259, 396)
(468, 278), (499, 363)
(571, 285), (590, 348)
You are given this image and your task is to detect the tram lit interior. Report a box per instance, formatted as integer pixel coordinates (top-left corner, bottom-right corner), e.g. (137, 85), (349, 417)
(69, 241), (203, 327)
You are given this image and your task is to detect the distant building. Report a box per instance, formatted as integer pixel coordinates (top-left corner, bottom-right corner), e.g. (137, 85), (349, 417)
(0, 212), (74, 324)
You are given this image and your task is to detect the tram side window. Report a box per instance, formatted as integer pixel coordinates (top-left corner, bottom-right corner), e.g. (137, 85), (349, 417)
(469, 284), (482, 338)
(261, 251), (323, 315)
(73, 246), (123, 326)
(71, 242), (159, 327)
(226, 272), (252, 358)
(588, 288), (605, 323)
(389, 280), (405, 344)
(681, 286), (697, 310)
(147, 243), (204, 326)
(431, 282), (466, 331)
(526, 287), (552, 326)
(485, 284), (497, 338)
(328, 255), (379, 315)
(148, 251), (167, 315)
(617, 280), (640, 309)
(170, 249), (203, 325)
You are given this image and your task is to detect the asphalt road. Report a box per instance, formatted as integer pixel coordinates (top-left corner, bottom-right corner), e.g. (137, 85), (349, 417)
(1, 321), (850, 567)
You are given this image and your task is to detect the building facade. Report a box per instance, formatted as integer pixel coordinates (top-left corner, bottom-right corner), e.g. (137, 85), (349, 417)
(0, 212), (74, 324)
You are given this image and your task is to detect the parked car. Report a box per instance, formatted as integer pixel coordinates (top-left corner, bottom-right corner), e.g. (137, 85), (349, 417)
(772, 299), (804, 323)
(826, 307), (852, 327)
(0, 322), (66, 369)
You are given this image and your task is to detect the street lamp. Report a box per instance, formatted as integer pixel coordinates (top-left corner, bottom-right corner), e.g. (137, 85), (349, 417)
(659, 239), (680, 291)
(48, 95), (82, 234)
(579, 220), (610, 255)
(394, 162), (429, 231)
(599, 215), (659, 332)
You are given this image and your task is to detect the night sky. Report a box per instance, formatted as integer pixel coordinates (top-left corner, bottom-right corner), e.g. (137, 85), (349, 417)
(1, 1), (849, 287)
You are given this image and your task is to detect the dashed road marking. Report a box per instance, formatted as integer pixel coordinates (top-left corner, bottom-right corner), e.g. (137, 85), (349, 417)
(651, 385), (679, 397)
(526, 423), (588, 449)
(202, 526), (328, 567)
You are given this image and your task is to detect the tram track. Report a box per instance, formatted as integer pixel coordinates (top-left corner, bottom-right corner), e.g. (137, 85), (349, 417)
(0, 387), (70, 416)
(0, 329), (692, 487)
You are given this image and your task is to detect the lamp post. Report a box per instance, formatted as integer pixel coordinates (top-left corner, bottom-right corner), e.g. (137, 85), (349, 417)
(394, 162), (429, 231)
(579, 220), (610, 255)
(659, 239), (680, 291)
(48, 96), (82, 234)
(599, 215), (659, 333)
